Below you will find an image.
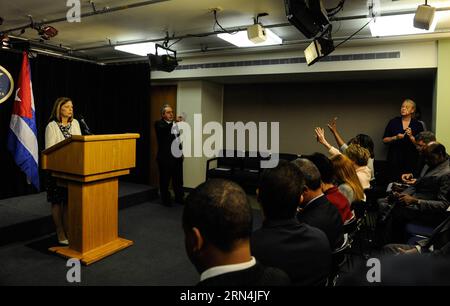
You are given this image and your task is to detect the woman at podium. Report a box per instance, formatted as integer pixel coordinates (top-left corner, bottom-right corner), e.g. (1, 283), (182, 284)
(44, 97), (81, 245)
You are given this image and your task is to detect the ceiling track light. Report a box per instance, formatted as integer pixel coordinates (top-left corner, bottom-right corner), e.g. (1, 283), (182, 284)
(414, 1), (436, 30)
(37, 25), (59, 40)
(25, 15), (58, 41)
(285, 0), (330, 39)
(304, 25), (335, 66)
(148, 44), (179, 72)
(247, 13), (269, 43)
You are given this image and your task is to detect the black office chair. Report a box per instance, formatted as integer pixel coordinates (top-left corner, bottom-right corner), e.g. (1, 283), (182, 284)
(328, 233), (352, 286)
(205, 149), (243, 182)
(405, 201), (450, 244)
(343, 212), (357, 237)
(349, 199), (377, 258)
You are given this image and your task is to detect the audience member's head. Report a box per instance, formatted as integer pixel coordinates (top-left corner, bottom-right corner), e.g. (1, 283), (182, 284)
(415, 131), (436, 153)
(304, 153), (335, 185)
(344, 144), (370, 167)
(349, 134), (375, 159)
(183, 179), (252, 273)
(291, 158), (322, 205)
(424, 142), (448, 168)
(258, 160), (305, 220)
(330, 154), (365, 202)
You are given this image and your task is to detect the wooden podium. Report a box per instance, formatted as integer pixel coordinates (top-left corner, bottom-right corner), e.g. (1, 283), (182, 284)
(41, 133), (140, 265)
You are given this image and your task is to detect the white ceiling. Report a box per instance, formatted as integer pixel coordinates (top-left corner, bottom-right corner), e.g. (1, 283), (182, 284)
(1, 0), (450, 64)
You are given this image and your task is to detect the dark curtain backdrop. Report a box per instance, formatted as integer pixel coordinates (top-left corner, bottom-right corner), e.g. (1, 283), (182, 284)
(0, 50), (151, 199)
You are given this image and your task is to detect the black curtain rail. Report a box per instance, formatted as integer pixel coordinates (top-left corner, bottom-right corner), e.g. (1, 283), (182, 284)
(3, 5), (450, 64)
(72, 6), (450, 53)
(1, 0), (170, 34)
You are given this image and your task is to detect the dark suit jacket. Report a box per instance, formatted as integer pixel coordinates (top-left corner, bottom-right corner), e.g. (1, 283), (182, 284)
(251, 218), (331, 286)
(154, 119), (182, 162)
(197, 261), (291, 286)
(297, 195), (344, 250)
(403, 159), (450, 212)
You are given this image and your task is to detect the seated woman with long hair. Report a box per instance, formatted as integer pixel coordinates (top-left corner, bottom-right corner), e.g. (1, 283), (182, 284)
(330, 154), (365, 205)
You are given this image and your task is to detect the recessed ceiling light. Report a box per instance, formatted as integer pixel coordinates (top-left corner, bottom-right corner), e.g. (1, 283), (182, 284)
(369, 13), (438, 37)
(114, 42), (157, 56)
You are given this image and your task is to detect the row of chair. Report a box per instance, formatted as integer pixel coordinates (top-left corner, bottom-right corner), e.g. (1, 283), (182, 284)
(206, 150), (300, 194)
(205, 151), (391, 285)
(328, 189), (381, 285)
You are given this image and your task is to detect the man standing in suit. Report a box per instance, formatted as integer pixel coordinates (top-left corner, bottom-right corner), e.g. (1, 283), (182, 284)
(183, 179), (291, 286)
(154, 104), (184, 206)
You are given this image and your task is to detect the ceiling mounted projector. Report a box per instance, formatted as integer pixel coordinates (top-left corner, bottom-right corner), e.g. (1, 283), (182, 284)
(247, 24), (267, 43)
(285, 0), (330, 39)
(414, 3), (436, 30)
(148, 44), (179, 72)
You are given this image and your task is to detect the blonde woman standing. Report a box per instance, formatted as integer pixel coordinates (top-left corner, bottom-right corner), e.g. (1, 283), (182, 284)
(383, 99), (424, 181)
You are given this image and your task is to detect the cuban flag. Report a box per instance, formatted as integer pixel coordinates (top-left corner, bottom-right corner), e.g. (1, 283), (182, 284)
(7, 52), (40, 191)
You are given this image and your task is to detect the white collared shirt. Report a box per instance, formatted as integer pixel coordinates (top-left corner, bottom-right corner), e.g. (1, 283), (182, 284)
(200, 257), (256, 282)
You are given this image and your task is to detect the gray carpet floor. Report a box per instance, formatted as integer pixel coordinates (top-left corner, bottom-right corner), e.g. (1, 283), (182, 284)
(0, 200), (264, 286)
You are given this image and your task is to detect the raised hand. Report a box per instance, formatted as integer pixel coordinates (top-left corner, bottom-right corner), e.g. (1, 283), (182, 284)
(315, 127), (333, 150)
(315, 127), (326, 144)
(327, 117), (338, 133)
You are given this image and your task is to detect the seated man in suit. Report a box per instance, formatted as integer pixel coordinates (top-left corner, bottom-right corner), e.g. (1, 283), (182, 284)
(384, 131), (436, 192)
(183, 179), (290, 286)
(293, 158), (345, 250)
(251, 160), (332, 286)
(378, 142), (450, 243)
(400, 131), (436, 185)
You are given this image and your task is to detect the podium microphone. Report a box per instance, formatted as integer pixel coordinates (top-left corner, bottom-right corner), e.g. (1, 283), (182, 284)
(79, 115), (93, 135)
